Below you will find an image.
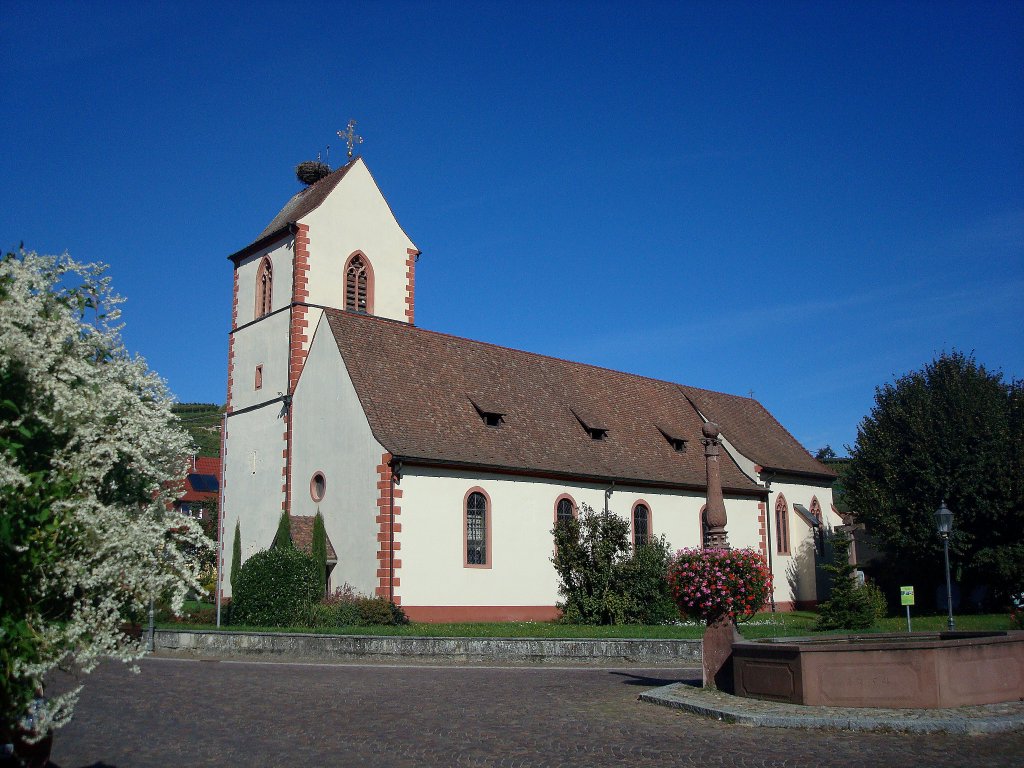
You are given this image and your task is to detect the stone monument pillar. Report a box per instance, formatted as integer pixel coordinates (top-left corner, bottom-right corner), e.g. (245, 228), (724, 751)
(700, 421), (740, 689)
(702, 422), (729, 549)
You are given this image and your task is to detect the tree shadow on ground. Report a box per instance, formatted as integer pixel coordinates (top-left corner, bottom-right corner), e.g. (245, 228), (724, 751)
(606, 671), (700, 688)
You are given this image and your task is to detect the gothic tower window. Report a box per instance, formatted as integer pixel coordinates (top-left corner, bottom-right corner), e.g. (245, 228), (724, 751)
(345, 253), (371, 314)
(255, 257), (273, 318)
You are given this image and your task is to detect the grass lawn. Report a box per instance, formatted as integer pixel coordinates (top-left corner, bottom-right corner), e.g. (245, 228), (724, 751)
(160, 605), (1016, 639)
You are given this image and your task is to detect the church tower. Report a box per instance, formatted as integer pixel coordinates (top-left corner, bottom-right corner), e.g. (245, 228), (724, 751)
(220, 156), (419, 596)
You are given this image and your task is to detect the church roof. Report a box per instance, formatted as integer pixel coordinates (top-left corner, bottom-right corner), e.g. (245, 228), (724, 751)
(288, 515), (337, 562)
(323, 311), (829, 495)
(227, 159), (361, 262)
(680, 387), (836, 479)
(257, 158), (359, 240)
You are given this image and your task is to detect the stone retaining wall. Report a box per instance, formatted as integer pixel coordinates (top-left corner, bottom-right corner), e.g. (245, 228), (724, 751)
(155, 629), (701, 665)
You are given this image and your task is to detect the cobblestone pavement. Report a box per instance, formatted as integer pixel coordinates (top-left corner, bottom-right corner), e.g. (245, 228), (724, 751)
(50, 657), (1024, 768)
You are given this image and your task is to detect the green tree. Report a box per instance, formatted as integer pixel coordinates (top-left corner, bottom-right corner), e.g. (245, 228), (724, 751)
(274, 510), (292, 548)
(844, 351), (1023, 604)
(552, 504), (674, 625)
(311, 511), (328, 596)
(1, 250), (208, 743)
(814, 533), (876, 631)
(230, 520), (242, 596)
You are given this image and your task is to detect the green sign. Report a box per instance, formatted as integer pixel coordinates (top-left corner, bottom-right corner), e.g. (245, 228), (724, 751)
(900, 586), (915, 606)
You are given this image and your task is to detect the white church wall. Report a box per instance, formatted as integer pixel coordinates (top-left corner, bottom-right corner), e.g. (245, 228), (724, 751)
(228, 311), (290, 413)
(396, 466), (765, 612)
(220, 406), (288, 597)
(289, 317), (386, 597)
(234, 237), (295, 325)
(766, 478), (839, 608)
(300, 160), (417, 322)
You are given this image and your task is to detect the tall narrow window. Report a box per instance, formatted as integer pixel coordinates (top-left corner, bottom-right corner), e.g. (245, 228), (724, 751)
(466, 491), (487, 565)
(255, 257), (273, 318)
(775, 495), (790, 555)
(633, 503), (650, 548)
(345, 254), (369, 313)
(810, 497), (824, 555)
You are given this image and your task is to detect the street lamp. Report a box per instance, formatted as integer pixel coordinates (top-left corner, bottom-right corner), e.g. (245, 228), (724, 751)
(934, 501), (955, 631)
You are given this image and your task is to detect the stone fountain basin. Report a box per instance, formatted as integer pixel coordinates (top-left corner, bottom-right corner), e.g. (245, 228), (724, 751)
(731, 631), (1024, 708)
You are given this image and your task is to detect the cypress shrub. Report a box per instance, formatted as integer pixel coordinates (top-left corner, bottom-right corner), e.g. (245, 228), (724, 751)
(230, 520), (241, 596)
(274, 510), (292, 548)
(231, 547), (319, 627)
(311, 511), (327, 595)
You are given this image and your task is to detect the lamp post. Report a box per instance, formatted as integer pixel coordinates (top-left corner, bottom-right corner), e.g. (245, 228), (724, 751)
(934, 500), (955, 631)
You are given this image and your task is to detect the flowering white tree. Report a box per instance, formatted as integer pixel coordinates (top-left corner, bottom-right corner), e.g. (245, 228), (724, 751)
(0, 250), (210, 742)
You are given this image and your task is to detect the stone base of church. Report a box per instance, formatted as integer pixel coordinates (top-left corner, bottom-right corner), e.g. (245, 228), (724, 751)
(402, 605), (562, 623)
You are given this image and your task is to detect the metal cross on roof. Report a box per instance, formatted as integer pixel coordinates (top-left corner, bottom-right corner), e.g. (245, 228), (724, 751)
(338, 119), (364, 159)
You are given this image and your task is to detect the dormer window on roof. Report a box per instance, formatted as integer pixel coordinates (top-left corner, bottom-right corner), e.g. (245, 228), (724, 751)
(656, 425), (688, 453)
(571, 408), (608, 441)
(468, 395), (505, 428)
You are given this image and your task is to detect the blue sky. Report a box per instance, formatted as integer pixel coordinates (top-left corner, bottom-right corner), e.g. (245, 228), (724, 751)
(3, 2), (1022, 456)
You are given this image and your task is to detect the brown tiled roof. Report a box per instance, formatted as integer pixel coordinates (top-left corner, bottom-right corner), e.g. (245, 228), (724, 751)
(227, 159), (361, 263)
(325, 311), (776, 495)
(288, 515), (337, 561)
(256, 158), (358, 239)
(680, 387), (836, 479)
(222, 157), (362, 257)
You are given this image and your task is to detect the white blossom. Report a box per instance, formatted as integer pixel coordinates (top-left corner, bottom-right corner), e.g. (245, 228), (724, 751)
(1, 250), (211, 739)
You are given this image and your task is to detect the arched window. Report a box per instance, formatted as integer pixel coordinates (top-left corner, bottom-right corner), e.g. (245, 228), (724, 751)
(555, 496), (575, 526)
(255, 257), (273, 318)
(345, 253), (370, 313)
(465, 490), (489, 566)
(775, 494), (790, 555)
(810, 496), (824, 555)
(632, 502), (650, 548)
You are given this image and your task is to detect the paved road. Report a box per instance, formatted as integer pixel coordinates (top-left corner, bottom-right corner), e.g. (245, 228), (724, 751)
(50, 657), (1024, 767)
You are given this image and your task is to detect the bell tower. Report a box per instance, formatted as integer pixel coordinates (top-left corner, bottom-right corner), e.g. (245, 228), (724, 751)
(220, 154), (419, 597)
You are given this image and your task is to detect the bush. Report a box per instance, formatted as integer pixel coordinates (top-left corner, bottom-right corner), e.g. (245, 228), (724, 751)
(1011, 593), (1023, 630)
(552, 504), (676, 625)
(860, 580), (889, 622)
(666, 548), (773, 624)
(231, 547), (320, 627)
(319, 586), (408, 627)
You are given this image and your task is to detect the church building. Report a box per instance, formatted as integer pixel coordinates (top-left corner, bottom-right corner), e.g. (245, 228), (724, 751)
(220, 155), (839, 621)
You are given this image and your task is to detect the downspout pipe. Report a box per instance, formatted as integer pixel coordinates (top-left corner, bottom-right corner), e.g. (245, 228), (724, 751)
(763, 472), (776, 613)
(388, 458), (404, 603)
(215, 412), (227, 628)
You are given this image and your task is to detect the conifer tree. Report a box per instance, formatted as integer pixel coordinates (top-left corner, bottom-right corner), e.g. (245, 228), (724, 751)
(274, 510), (292, 548)
(230, 520), (242, 595)
(311, 511), (328, 595)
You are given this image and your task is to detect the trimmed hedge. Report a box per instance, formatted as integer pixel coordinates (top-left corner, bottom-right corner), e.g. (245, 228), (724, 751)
(231, 547), (320, 627)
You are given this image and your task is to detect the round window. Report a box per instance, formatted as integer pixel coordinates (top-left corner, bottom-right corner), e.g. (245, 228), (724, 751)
(310, 472), (327, 502)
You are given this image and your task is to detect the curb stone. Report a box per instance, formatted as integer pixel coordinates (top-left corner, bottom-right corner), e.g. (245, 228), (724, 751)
(639, 682), (1024, 734)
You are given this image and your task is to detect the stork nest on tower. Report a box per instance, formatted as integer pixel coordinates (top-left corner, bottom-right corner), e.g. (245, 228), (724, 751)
(295, 161), (332, 186)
